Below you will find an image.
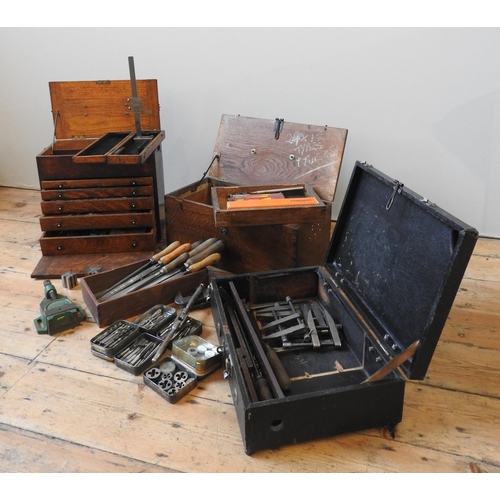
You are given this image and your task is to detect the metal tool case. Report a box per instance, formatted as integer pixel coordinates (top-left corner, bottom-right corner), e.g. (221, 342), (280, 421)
(165, 114), (348, 274)
(210, 161), (478, 455)
(33, 79), (165, 278)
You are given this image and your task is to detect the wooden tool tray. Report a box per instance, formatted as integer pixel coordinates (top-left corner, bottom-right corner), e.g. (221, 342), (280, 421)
(81, 258), (211, 327)
(211, 182), (325, 227)
(210, 160), (478, 455)
(33, 79), (165, 278)
(165, 114), (347, 273)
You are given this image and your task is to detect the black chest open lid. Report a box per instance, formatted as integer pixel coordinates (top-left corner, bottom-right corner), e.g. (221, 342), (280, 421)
(327, 161), (478, 380)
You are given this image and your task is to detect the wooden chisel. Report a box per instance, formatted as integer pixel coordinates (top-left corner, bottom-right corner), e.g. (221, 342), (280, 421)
(98, 242), (192, 302)
(146, 253), (222, 288)
(155, 239), (225, 283)
(94, 240), (181, 300)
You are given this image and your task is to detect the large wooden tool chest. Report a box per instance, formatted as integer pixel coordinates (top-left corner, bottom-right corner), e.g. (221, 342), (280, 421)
(210, 160), (478, 455)
(165, 114), (348, 274)
(32, 79), (165, 278)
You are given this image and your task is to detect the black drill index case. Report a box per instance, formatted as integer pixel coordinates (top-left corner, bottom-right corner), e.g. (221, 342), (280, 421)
(210, 160), (478, 455)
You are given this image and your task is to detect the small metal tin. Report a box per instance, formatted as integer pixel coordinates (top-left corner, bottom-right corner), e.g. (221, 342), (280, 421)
(171, 335), (223, 378)
(143, 356), (198, 404)
(114, 333), (162, 375)
(133, 304), (176, 334)
(90, 319), (141, 359)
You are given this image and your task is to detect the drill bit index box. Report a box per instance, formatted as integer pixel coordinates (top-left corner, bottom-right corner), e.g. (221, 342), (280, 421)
(165, 114), (348, 274)
(210, 161), (478, 455)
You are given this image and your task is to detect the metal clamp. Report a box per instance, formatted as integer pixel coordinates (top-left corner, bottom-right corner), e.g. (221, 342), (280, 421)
(274, 118), (284, 139)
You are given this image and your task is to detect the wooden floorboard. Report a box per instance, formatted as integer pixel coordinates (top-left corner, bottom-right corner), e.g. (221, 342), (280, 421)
(1, 186), (499, 474)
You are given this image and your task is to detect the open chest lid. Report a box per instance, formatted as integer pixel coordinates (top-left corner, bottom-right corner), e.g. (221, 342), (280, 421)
(326, 161), (478, 380)
(48, 80), (161, 140)
(208, 114), (348, 202)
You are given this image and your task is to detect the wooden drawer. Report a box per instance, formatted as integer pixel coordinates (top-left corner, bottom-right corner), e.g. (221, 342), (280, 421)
(39, 210), (155, 231)
(40, 196), (154, 215)
(41, 185), (153, 201)
(39, 227), (156, 255)
(41, 177), (153, 190)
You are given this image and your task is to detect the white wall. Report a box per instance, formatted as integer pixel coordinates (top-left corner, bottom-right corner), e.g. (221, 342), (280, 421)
(1, 27), (499, 237)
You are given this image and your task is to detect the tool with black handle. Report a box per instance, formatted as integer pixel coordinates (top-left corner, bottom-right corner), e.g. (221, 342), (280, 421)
(151, 283), (205, 363)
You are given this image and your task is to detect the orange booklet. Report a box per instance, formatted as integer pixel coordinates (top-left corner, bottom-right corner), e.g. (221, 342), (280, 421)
(227, 197), (319, 209)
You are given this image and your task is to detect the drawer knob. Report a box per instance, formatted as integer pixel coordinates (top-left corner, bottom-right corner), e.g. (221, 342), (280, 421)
(57, 245), (63, 251)
(131, 203), (137, 209)
(131, 241), (137, 248)
(58, 206), (63, 212)
(57, 222), (62, 228)
(131, 219), (136, 225)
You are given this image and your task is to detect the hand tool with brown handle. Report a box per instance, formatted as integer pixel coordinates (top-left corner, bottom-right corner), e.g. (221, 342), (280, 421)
(105, 250), (193, 300)
(146, 253), (222, 288)
(94, 240), (181, 300)
(98, 243), (192, 302)
(157, 239), (225, 283)
(112, 252), (221, 299)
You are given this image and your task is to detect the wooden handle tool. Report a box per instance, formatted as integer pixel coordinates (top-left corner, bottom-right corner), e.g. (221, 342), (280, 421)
(159, 243), (191, 265)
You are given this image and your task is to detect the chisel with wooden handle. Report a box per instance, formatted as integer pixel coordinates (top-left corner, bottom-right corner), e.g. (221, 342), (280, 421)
(97, 239), (214, 302)
(94, 240), (181, 300)
(105, 250), (192, 300)
(111, 252), (222, 299)
(146, 252), (222, 289)
(159, 239), (225, 282)
(98, 242), (192, 302)
(139, 239), (225, 290)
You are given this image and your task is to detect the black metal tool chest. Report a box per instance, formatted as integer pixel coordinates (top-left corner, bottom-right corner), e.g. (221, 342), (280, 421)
(210, 160), (478, 455)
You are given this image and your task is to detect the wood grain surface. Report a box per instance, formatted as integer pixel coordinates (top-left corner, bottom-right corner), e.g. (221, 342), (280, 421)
(1, 186), (499, 475)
